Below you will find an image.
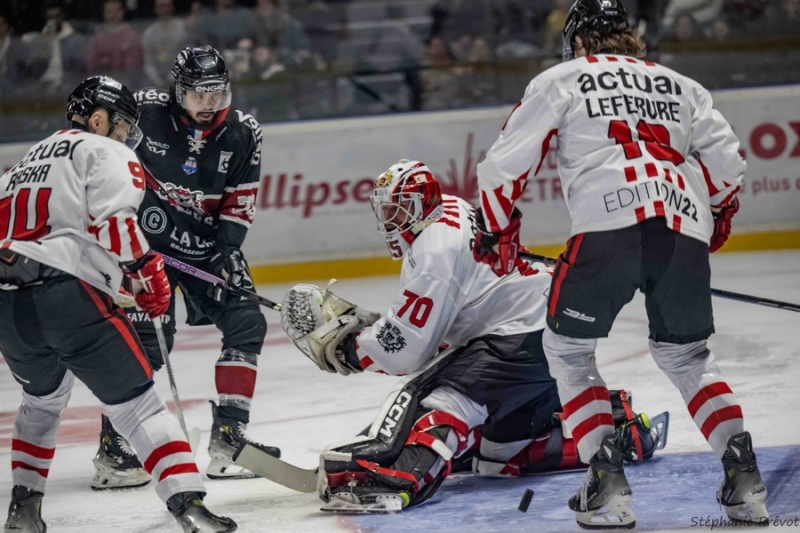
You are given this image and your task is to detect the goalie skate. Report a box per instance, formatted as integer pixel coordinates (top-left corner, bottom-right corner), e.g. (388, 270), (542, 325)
(320, 491), (408, 514)
(570, 433), (635, 530)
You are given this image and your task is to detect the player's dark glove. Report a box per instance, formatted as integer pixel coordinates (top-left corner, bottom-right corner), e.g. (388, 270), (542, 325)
(126, 251), (171, 318)
(208, 248), (253, 302)
(472, 207), (522, 277)
(708, 196), (740, 253)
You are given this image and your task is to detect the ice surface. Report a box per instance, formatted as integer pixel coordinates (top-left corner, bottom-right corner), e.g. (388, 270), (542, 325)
(2, 250), (799, 532)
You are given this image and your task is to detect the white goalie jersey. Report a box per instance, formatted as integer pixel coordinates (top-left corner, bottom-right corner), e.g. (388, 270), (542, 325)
(477, 54), (745, 243)
(353, 195), (552, 376)
(0, 129), (149, 296)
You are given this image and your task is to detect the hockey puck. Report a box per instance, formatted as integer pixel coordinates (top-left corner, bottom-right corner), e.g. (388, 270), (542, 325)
(518, 488), (534, 513)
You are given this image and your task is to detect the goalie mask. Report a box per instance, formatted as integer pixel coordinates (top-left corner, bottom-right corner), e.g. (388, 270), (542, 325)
(370, 160), (442, 259)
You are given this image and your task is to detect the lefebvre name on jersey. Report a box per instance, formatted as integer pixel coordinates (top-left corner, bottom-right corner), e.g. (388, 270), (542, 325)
(5, 139), (83, 191)
(579, 69), (683, 123)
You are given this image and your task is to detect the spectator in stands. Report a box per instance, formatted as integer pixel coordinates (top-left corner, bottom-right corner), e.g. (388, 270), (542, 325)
(429, 0), (490, 52)
(461, 36), (497, 106)
(757, 0), (799, 37)
(670, 11), (702, 40)
(420, 35), (466, 111)
(142, 0), (188, 87)
(494, 0), (539, 58)
(190, 0), (255, 53)
(662, 0), (723, 29)
(290, 0), (348, 68)
(86, 0), (143, 88)
(709, 14), (732, 39)
(253, 0), (312, 69)
(21, 1), (87, 95)
(543, 0), (571, 56)
(0, 13), (29, 96)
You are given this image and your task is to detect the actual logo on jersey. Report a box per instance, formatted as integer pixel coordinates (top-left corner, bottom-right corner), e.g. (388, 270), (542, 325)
(146, 136), (169, 155)
(218, 151), (233, 173)
(377, 323), (406, 353)
(182, 157), (198, 175)
(142, 206), (168, 234)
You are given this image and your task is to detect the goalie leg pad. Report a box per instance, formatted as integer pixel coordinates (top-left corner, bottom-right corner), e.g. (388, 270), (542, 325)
(328, 410), (470, 508)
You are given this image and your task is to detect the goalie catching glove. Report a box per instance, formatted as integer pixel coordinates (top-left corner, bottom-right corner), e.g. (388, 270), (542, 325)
(280, 281), (380, 375)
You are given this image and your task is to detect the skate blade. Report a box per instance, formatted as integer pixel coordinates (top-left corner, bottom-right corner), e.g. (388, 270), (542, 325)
(206, 458), (259, 480)
(91, 463), (151, 490)
(576, 502), (636, 530)
(320, 494), (404, 514)
(723, 494), (769, 524)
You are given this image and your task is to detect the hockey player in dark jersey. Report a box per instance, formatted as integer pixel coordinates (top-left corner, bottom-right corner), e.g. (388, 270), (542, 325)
(90, 46), (280, 490)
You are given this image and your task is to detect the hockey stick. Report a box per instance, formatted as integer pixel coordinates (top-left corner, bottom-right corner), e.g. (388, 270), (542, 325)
(233, 444), (318, 493)
(518, 251), (800, 313)
(157, 252), (281, 311)
(153, 316), (201, 454)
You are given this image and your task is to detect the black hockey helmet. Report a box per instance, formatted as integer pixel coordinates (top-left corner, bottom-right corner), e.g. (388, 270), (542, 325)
(170, 45), (232, 115)
(562, 0), (629, 61)
(66, 75), (143, 149)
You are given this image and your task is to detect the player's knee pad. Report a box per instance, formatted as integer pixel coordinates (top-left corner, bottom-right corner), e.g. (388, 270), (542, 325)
(542, 328), (599, 381)
(220, 306), (267, 352)
(650, 339), (718, 384)
(20, 370), (74, 415)
(105, 383), (165, 438)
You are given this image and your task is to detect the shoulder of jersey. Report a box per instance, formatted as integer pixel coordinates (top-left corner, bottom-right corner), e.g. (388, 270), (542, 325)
(134, 87), (171, 109)
(224, 107), (260, 140)
(67, 129), (136, 157)
(413, 195), (469, 253)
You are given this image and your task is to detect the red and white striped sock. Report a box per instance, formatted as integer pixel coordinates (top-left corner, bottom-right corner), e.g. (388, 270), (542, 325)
(215, 349), (258, 422)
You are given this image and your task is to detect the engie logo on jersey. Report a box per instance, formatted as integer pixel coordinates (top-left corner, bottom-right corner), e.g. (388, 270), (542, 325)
(218, 151), (233, 173)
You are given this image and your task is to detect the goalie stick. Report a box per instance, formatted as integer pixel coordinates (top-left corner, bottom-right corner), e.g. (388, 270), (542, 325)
(157, 252), (281, 311)
(233, 443), (318, 493)
(519, 250), (800, 313)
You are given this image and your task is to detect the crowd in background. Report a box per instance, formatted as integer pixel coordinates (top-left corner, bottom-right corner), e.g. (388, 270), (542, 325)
(1, 0), (798, 142)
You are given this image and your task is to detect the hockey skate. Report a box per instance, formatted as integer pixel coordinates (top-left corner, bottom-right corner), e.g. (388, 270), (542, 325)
(167, 492), (237, 533)
(717, 431), (769, 524)
(322, 483), (409, 514)
(569, 433), (635, 530)
(206, 401), (281, 479)
(4, 485), (45, 533)
(91, 414), (151, 490)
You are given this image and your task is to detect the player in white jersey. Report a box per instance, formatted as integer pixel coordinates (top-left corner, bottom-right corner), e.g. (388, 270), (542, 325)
(278, 160), (665, 513)
(0, 76), (236, 532)
(472, 0), (767, 529)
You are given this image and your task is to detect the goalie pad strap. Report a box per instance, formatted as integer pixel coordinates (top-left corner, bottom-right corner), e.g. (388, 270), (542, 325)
(411, 411), (471, 456)
(617, 390), (644, 463)
(356, 459), (420, 493)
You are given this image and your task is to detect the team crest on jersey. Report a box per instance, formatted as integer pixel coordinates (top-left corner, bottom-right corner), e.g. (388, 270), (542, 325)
(218, 151), (233, 173)
(377, 323), (406, 353)
(182, 157), (198, 175)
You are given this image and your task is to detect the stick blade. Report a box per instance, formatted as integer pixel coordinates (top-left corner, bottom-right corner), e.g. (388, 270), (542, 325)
(233, 443), (318, 493)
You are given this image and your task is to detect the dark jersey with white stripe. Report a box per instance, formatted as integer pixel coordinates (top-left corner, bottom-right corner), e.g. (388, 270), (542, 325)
(133, 87), (262, 262)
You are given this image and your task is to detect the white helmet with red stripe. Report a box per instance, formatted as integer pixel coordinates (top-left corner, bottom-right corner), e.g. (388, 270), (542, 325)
(370, 159), (443, 259)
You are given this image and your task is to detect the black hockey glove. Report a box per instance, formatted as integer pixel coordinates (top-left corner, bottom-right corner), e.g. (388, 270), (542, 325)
(208, 248), (253, 302)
